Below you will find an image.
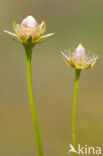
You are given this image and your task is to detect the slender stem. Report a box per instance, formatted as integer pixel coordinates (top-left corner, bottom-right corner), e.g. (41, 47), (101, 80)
(24, 45), (44, 156)
(72, 69), (81, 153)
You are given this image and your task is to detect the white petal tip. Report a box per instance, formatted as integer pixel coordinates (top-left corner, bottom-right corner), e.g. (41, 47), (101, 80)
(3, 30), (21, 43)
(3, 30), (17, 37)
(3, 30), (9, 33)
(61, 51), (64, 55)
(46, 33), (55, 37)
(61, 52), (70, 61)
(40, 21), (45, 25)
(35, 33), (55, 44)
(50, 33), (55, 36)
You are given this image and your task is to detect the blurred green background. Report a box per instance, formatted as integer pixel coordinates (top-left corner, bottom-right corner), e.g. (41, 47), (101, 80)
(0, 0), (103, 155)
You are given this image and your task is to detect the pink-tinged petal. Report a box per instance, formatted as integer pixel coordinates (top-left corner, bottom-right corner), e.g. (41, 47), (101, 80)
(73, 43), (86, 63)
(21, 15), (37, 29)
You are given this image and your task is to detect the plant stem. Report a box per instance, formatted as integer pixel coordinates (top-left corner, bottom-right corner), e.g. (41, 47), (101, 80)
(72, 69), (81, 154)
(24, 45), (44, 156)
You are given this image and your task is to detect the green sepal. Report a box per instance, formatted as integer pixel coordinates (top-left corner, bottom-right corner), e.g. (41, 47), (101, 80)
(3, 30), (21, 43)
(35, 33), (55, 44)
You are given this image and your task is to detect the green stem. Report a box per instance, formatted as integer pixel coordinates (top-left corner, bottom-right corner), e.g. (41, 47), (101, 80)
(24, 45), (44, 156)
(72, 69), (81, 154)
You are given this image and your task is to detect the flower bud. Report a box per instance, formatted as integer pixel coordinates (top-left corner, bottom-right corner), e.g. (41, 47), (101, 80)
(61, 42), (98, 70)
(15, 15), (44, 43)
(73, 42), (86, 63)
(3, 14), (54, 45)
(21, 15), (37, 29)
(4, 15), (54, 46)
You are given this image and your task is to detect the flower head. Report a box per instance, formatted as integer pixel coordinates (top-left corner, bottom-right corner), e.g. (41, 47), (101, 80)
(4, 14), (54, 45)
(61, 42), (98, 70)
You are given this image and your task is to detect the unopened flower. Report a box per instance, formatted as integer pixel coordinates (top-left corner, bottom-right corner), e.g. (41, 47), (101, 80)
(61, 42), (98, 70)
(4, 14), (54, 45)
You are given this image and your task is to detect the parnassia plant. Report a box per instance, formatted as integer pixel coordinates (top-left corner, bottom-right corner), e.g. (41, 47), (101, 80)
(61, 42), (98, 155)
(4, 14), (54, 156)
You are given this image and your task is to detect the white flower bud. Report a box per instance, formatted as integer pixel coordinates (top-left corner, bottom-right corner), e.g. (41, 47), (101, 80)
(73, 42), (86, 62)
(21, 15), (38, 29)
(61, 42), (98, 70)
(4, 14), (54, 45)
(17, 15), (41, 42)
